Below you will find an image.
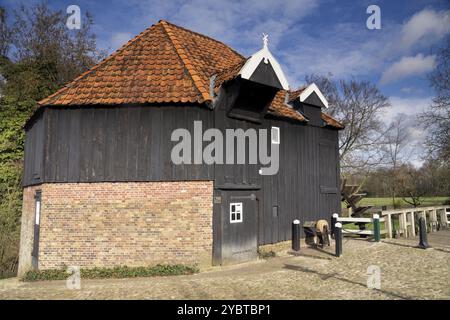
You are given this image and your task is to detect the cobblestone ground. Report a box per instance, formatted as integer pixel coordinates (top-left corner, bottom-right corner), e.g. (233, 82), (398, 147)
(1, 231), (449, 300)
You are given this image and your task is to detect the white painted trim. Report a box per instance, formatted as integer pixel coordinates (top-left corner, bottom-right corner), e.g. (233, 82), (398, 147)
(238, 46), (290, 90)
(298, 83), (329, 108)
(271, 126), (280, 144)
(35, 199), (41, 225)
(230, 202), (243, 223)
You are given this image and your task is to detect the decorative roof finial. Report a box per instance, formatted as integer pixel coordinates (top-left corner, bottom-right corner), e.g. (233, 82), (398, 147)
(262, 33), (269, 48)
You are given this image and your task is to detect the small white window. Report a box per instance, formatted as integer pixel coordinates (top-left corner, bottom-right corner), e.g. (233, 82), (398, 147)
(230, 202), (243, 223)
(271, 126), (280, 144)
(35, 192), (41, 225)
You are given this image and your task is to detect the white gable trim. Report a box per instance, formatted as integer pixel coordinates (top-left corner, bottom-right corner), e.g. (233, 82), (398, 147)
(298, 83), (329, 108)
(238, 46), (290, 90)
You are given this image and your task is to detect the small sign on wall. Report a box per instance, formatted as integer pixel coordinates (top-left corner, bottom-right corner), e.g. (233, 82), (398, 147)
(214, 196), (222, 204)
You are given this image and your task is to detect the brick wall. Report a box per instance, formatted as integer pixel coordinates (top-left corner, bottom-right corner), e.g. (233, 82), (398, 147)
(18, 181), (213, 274)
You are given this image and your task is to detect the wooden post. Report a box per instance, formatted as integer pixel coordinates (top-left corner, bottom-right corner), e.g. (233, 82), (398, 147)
(292, 220), (300, 251)
(385, 213), (392, 239)
(331, 213), (338, 239)
(335, 222), (342, 257)
(373, 214), (380, 242)
(401, 212), (408, 238)
(431, 209), (437, 232)
(409, 211), (416, 237)
(439, 208), (448, 228)
(418, 217), (430, 249)
(422, 210), (427, 233)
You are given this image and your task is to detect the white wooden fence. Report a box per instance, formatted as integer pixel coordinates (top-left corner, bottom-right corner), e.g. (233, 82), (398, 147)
(381, 205), (450, 239)
(334, 205), (450, 239)
(336, 215), (386, 237)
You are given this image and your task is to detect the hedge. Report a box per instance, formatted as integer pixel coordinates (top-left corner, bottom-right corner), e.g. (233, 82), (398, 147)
(22, 264), (199, 282)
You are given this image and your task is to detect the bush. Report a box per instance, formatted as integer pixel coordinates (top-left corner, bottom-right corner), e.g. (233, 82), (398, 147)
(22, 264), (199, 282)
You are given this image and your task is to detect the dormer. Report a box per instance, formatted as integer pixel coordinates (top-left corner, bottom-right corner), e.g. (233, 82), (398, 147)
(238, 34), (289, 90)
(222, 34), (290, 122)
(291, 83), (329, 127)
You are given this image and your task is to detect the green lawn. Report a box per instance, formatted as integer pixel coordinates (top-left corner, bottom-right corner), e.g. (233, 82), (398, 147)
(343, 196), (449, 210)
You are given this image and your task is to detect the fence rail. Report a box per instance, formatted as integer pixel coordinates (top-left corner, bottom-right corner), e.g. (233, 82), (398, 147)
(380, 205), (450, 238)
(336, 215), (384, 238)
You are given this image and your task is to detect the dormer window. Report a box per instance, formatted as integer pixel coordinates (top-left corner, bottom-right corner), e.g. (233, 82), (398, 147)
(225, 34), (290, 123)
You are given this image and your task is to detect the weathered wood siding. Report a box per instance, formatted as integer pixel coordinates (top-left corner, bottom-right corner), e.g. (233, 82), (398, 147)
(23, 101), (341, 245)
(257, 119), (340, 243)
(24, 105), (214, 185)
(23, 114), (45, 186)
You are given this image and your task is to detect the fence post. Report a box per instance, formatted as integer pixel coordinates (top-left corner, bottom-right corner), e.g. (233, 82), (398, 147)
(418, 217), (430, 249)
(335, 222), (342, 257)
(292, 220), (300, 251)
(373, 214), (380, 242)
(410, 211), (416, 237)
(331, 213), (338, 239)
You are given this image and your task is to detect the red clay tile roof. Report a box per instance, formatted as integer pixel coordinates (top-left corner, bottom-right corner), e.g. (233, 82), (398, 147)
(267, 90), (307, 122)
(288, 87), (306, 102)
(213, 59), (248, 92)
(37, 20), (343, 129)
(321, 112), (345, 129)
(39, 20), (244, 106)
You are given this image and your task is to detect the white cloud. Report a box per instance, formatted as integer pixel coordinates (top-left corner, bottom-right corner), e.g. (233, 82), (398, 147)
(380, 54), (436, 84)
(384, 96), (432, 121)
(111, 32), (133, 49)
(382, 97), (433, 166)
(400, 9), (450, 49)
(282, 8), (450, 86)
(132, 0), (319, 53)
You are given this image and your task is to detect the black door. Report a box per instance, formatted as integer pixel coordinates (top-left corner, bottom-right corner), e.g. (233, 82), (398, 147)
(220, 190), (258, 264)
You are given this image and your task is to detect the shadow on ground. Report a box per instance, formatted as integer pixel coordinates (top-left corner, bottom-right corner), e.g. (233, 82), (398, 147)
(283, 264), (412, 300)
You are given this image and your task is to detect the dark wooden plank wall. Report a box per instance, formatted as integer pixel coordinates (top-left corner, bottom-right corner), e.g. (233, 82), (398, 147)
(23, 114), (45, 186)
(23, 103), (341, 245)
(256, 119), (341, 244)
(213, 87), (341, 244)
(27, 105), (214, 184)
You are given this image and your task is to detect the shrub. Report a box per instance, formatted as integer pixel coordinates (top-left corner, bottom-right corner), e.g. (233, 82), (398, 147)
(22, 264), (199, 282)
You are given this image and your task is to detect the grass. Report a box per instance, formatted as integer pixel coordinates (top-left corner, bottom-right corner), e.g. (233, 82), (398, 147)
(258, 250), (276, 259)
(342, 196), (449, 210)
(21, 264), (199, 282)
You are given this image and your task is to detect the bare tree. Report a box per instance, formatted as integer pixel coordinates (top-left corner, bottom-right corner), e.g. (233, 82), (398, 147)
(0, 7), (11, 57)
(10, 2), (105, 88)
(384, 114), (408, 208)
(420, 36), (450, 162)
(305, 74), (391, 173)
(399, 170), (426, 208)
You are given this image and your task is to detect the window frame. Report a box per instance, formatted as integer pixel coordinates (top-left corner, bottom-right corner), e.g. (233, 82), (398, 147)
(229, 202), (243, 223)
(271, 126), (280, 144)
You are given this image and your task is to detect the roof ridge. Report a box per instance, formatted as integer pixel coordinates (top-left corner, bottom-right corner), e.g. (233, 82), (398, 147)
(38, 22), (161, 105)
(159, 20), (245, 60)
(160, 20), (211, 103)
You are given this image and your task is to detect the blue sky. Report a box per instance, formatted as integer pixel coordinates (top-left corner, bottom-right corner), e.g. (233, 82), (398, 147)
(3, 0), (450, 165)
